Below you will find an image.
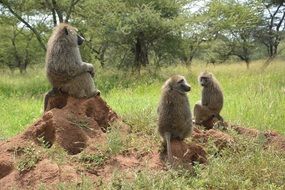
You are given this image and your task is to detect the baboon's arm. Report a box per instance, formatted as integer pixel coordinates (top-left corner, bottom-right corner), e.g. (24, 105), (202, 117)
(67, 61), (94, 77)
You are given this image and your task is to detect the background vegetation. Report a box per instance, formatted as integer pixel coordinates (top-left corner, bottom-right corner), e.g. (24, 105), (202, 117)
(1, 0), (285, 72)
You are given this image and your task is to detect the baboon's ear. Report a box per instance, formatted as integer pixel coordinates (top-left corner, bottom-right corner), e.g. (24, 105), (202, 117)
(64, 26), (68, 35)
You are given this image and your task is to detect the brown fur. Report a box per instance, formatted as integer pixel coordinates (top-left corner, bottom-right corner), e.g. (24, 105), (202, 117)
(194, 71), (224, 125)
(157, 75), (193, 163)
(44, 23), (99, 111)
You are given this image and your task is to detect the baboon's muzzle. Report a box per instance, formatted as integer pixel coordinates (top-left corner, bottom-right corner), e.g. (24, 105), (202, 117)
(183, 84), (191, 92)
(77, 35), (85, 46)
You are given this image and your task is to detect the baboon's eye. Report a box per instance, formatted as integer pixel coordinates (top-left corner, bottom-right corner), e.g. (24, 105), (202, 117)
(178, 79), (184, 83)
(64, 27), (69, 35)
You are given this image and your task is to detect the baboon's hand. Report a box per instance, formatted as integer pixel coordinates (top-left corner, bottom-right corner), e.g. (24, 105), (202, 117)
(88, 68), (95, 77)
(86, 64), (95, 77)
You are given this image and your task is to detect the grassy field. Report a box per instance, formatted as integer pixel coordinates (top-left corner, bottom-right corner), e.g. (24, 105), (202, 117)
(0, 59), (285, 138)
(0, 60), (285, 189)
(1, 60), (284, 138)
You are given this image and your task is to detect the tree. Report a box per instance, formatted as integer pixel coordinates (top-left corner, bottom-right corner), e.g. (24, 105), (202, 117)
(0, 0), (82, 52)
(0, 16), (44, 72)
(78, 0), (188, 73)
(255, 0), (285, 67)
(204, 0), (262, 68)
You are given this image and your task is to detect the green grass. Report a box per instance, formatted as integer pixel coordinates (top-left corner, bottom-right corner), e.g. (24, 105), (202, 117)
(1, 60), (285, 189)
(105, 60), (285, 135)
(104, 132), (285, 190)
(0, 69), (47, 138)
(0, 60), (284, 138)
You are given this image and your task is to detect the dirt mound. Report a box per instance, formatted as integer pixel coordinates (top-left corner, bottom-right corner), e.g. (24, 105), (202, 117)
(1, 95), (285, 189)
(170, 140), (207, 167)
(0, 95), (207, 189)
(192, 127), (234, 149)
(231, 125), (285, 150)
(0, 95), (128, 188)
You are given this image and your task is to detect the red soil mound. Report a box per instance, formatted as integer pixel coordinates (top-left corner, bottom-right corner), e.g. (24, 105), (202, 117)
(232, 125), (285, 151)
(0, 95), (124, 188)
(192, 127), (234, 149)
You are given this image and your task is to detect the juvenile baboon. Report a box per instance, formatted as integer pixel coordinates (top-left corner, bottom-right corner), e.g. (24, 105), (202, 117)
(44, 23), (99, 111)
(157, 75), (193, 163)
(194, 71), (224, 126)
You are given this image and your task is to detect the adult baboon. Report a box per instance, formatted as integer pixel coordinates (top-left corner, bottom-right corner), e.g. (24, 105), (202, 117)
(157, 75), (193, 163)
(44, 23), (99, 111)
(194, 71), (223, 126)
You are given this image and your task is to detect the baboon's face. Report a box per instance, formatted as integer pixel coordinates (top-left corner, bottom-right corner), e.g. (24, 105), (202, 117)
(199, 72), (212, 87)
(63, 26), (85, 46)
(170, 75), (191, 93)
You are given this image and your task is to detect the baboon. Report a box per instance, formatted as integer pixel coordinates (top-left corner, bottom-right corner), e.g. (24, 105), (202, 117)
(194, 71), (224, 127)
(44, 23), (99, 111)
(157, 75), (193, 163)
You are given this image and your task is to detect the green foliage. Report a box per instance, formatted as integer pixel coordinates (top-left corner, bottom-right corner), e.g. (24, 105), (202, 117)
(79, 152), (107, 169)
(194, 132), (285, 190)
(16, 146), (41, 172)
(45, 145), (68, 165)
(67, 115), (91, 129)
(199, 0), (263, 64)
(56, 175), (95, 190)
(38, 175), (98, 189)
(77, 0), (188, 70)
(1, 60), (284, 138)
(103, 130), (285, 189)
(0, 0), (282, 69)
(107, 126), (124, 155)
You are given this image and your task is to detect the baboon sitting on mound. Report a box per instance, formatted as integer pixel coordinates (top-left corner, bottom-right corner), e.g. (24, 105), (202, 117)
(194, 71), (224, 128)
(157, 75), (193, 163)
(44, 23), (100, 111)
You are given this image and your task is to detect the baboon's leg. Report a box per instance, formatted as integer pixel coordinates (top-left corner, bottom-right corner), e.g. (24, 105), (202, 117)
(164, 132), (173, 163)
(83, 73), (100, 98)
(65, 73), (100, 98)
(44, 87), (61, 112)
(61, 75), (86, 98)
(194, 103), (214, 124)
(215, 114), (224, 122)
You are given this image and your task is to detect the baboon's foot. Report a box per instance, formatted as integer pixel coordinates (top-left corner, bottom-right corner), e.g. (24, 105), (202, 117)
(95, 89), (101, 96)
(215, 114), (224, 122)
(48, 87), (63, 97)
(44, 88), (68, 112)
(196, 115), (215, 130)
(193, 119), (202, 125)
(44, 88), (61, 112)
(91, 89), (101, 97)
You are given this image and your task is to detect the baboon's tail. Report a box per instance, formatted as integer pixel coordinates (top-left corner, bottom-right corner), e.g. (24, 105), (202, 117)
(165, 132), (173, 163)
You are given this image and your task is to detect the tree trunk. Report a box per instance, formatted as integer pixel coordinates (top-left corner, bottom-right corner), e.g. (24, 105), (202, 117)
(185, 55), (194, 67)
(245, 59), (250, 69)
(134, 32), (148, 74)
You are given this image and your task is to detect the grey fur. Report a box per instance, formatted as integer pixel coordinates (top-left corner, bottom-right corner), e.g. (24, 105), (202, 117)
(157, 75), (193, 162)
(194, 71), (224, 124)
(44, 23), (99, 111)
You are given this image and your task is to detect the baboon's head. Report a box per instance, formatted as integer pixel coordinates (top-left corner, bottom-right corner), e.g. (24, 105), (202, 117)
(199, 71), (213, 87)
(52, 23), (85, 46)
(165, 75), (191, 94)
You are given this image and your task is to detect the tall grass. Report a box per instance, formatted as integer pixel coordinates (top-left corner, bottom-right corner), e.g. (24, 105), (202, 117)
(0, 60), (284, 139)
(105, 60), (285, 134)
